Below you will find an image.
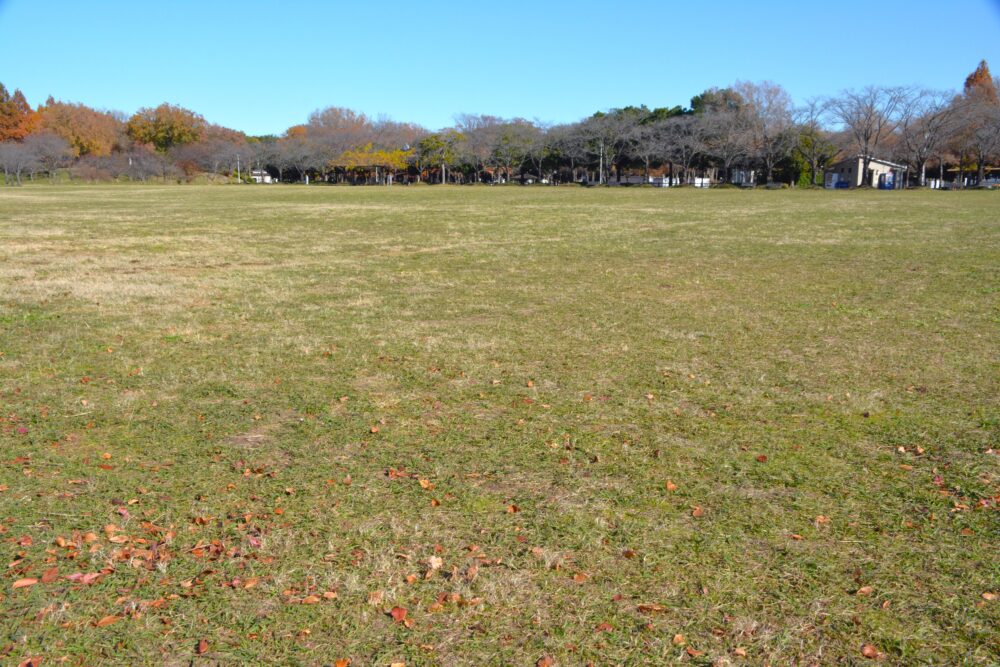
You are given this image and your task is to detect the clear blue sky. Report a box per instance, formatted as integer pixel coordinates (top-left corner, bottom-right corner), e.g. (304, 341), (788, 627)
(2, 0), (999, 136)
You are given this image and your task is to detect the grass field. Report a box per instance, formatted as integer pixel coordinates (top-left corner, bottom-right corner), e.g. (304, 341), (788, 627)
(1, 185), (998, 666)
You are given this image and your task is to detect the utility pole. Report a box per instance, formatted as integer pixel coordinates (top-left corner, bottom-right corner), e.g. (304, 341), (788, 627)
(236, 154), (241, 183)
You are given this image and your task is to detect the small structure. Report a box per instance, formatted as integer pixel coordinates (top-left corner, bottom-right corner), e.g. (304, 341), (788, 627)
(825, 156), (907, 189)
(250, 169), (273, 184)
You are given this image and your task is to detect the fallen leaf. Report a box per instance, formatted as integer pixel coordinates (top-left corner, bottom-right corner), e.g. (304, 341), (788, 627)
(334, 660), (351, 667)
(12, 578), (38, 589)
(368, 590), (384, 606)
(418, 479), (433, 490)
(301, 595), (321, 605)
(637, 603), (666, 613)
(672, 634), (686, 645)
(755, 454), (768, 463)
(95, 615), (120, 627)
(595, 622), (613, 632)
(17, 657), (41, 667)
(982, 592), (997, 601)
(691, 506), (704, 518)
(856, 586), (874, 597)
(323, 590), (338, 599)
(685, 647), (703, 657)
(389, 606), (408, 623)
(789, 534), (804, 540)
(665, 480), (678, 492)
(196, 639), (209, 655)
(621, 549), (637, 559)
(733, 647), (747, 657)
(536, 657), (555, 667)
(860, 644), (880, 659)
(506, 504), (519, 514)
(427, 556), (443, 570)
(41, 568), (59, 584)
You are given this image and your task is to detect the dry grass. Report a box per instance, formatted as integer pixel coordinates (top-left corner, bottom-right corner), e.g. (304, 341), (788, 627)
(0, 184), (998, 665)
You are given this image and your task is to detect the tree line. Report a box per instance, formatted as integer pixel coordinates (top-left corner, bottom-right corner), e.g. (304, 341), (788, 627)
(2, 61), (998, 188)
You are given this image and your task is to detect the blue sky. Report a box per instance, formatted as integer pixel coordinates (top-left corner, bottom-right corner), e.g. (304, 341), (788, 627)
(1, 0), (999, 136)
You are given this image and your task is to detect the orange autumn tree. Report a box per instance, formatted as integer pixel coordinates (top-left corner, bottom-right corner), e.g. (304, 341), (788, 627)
(338, 143), (412, 183)
(126, 103), (205, 152)
(963, 60), (998, 104)
(0, 83), (36, 141)
(37, 98), (124, 156)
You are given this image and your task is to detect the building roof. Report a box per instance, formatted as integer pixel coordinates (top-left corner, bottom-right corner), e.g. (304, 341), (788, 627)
(828, 155), (908, 170)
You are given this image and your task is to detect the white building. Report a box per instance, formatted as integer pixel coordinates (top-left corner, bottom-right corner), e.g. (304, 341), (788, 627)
(825, 156), (907, 189)
(251, 169), (273, 184)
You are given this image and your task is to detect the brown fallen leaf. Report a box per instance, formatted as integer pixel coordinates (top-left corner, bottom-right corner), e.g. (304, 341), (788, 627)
(691, 506), (704, 518)
(685, 646), (703, 657)
(856, 586), (874, 596)
(506, 504), (519, 514)
(13, 578), (38, 589)
(637, 603), (666, 613)
(323, 590), (338, 599)
(733, 647), (747, 657)
(243, 577), (259, 589)
(665, 480), (678, 492)
(536, 657), (555, 667)
(621, 549), (637, 559)
(389, 606), (408, 623)
(595, 622), (613, 632)
(672, 633), (686, 645)
(301, 595), (321, 605)
(755, 454), (768, 463)
(982, 592), (997, 601)
(861, 644), (880, 659)
(41, 568), (59, 584)
(196, 639), (209, 655)
(95, 615), (120, 627)
(334, 660), (351, 667)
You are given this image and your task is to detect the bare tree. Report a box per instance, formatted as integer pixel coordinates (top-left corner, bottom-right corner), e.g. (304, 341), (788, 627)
(794, 98), (837, 186)
(660, 115), (707, 184)
(23, 132), (72, 180)
(524, 122), (553, 184)
(578, 111), (639, 184)
(955, 97), (1000, 186)
(702, 109), (750, 183)
(455, 114), (501, 182)
(736, 81), (796, 184)
(828, 85), (911, 186)
(491, 120), (537, 183)
(0, 141), (38, 185)
(629, 120), (667, 182)
(897, 90), (961, 186)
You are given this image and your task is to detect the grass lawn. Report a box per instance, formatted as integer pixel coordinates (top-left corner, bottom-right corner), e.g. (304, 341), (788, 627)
(0, 184), (998, 665)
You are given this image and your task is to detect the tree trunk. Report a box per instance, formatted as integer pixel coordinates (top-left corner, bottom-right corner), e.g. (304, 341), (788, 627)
(919, 161), (926, 187)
